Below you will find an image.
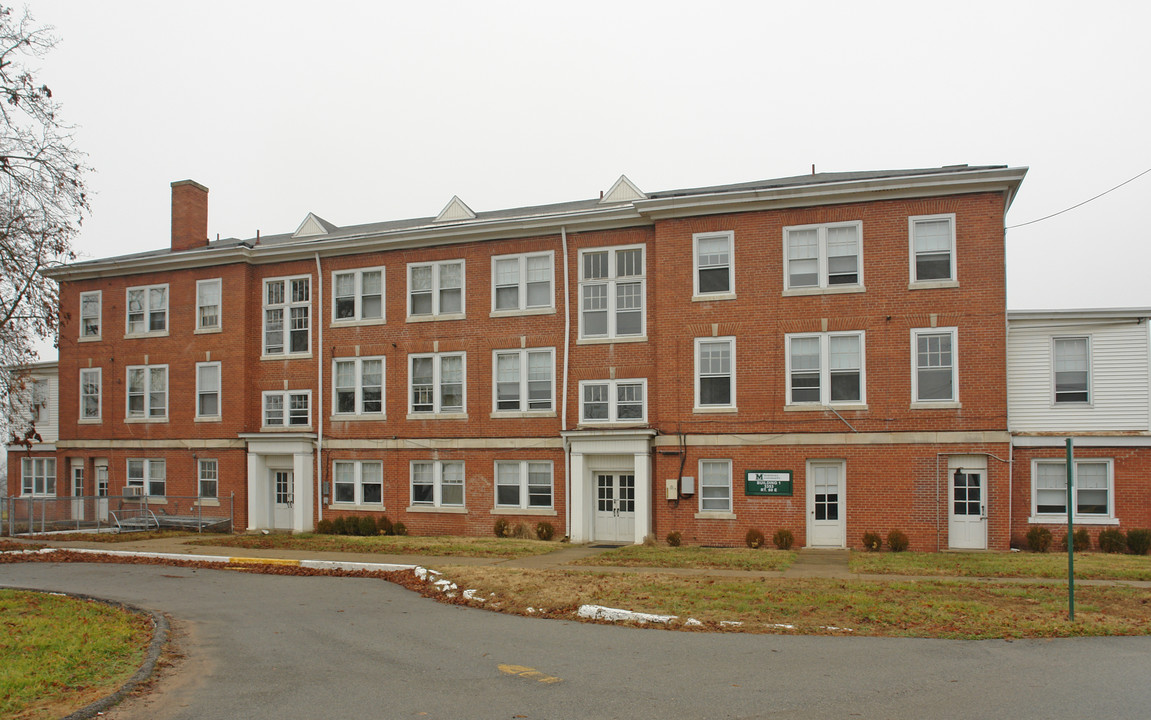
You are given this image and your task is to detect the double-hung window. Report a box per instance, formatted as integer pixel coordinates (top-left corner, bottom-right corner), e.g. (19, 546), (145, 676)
(263, 390), (311, 427)
(783, 222), (862, 291)
(126, 365), (168, 420)
(786, 332), (865, 406)
(196, 279), (222, 331)
(579, 245), (645, 340)
(21, 458), (56, 496)
(198, 459), (218, 498)
(333, 356), (385, 416)
(80, 368), (101, 421)
(196, 362), (221, 420)
(909, 214), (957, 284)
(127, 458), (165, 496)
(699, 459), (733, 514)
(408, 260), (464, 319)
(30, 379), (48, 423)
(911, 328), (958, 404)
(495, 461), (553, 509)
(1032, 459), (1113, 521)
(126, 284), (168, 335)
(79, 291), (101, 340)
(579, 379), (647, 423)
(263, 276), (311, 356)
(1053, 336), (1090, 404)
(492, 252), (553, 313)
(333, 460), (383, 505)
(493, 348), (554, 413)
(410, 460), (464, 508)
(695, 337), (736, 410)
(409, 352), (465, 415)
(693, 232), (734, 298)
(333, 268), (384, 322)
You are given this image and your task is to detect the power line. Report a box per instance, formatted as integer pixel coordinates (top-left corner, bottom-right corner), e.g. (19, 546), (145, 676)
(1006, 166), (1151, 230)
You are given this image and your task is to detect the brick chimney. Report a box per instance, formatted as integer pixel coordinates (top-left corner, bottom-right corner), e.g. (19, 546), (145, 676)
(171, 180), (209, 252)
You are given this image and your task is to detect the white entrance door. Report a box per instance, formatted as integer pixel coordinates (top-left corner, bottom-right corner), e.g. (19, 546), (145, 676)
(807, 462), (845, 547)
(271, 470), (294, 530)
(594, 473), (635, 543)
(949, 471), (987, 549)
(95, 464), (109, 523)
(71, 466), (85, 522)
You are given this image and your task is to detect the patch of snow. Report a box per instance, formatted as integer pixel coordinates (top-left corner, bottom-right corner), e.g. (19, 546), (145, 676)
(413, 566), (440, 581)
(720, 620), (746, 627)
(462, 589), (485, 602)
(577, 604), (677, 624)
(684, 618), (704, 627)
(819, 626), (855, 632)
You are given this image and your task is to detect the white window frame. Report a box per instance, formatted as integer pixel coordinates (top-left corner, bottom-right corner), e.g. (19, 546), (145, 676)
(262, 275), (312, 357)
(494, 460), (554, 510)
(331, 459), (384, 507)
(782, 221), (863, 293)
(578, 244), (646, 341)
(198, 458), (218, 498)
(195, 362), (221, 421)
(1030, 458), (1116, 524)
(908, 213), (957, 286)
(79, 367), (101, 422)
(332, 356), (386, 417)
(196, 278), (222, 332)
(692, 231), (735, 300)
(578, 378), (648, 424)
(408, 352), (466, 417)
(20, 457), (56, 497)
(127, 458), (166, 497)
(785, 332), (866, 407)
(407, 260), (465, 320)
(1052, 336), (1091, 405)
(125, 365), (169, 421)
(911, 327), (959, 406)
(694, 337), (736, 411)
(491, 348), (555, 415)
(491, 251), (555, 315)
(332, 267), (385, 324)
(125, 284), (169, 336)
(79, 290), (101, 340)
(698, 459), (733, 515)
(409, 460), (465, 508)
(262, 390), (312, 428)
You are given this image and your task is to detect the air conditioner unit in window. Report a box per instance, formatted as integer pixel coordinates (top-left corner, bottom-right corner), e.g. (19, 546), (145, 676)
(123, 486), (143, 497)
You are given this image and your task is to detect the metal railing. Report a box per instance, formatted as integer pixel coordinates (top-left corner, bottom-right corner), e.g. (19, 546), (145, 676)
(4, 493), (234, 536)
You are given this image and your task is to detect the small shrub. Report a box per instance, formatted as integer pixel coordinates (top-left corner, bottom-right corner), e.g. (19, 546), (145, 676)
(535, 521), (555, 541)
(772, 528), (795, 550)
(331, 516), (349, 536)
(666, 531), (682, 547)
(357, 516), (378, 537)
(315, 518), (334, 535)
(1060, 528), (1090, 552)
(1026, 526), (1053, 553)
(861, 531), (883, 551)
(493, 518), (511, 538)
(1125, 528), (1151, 555)
(886, 529), (910, 552)
(642, 533), (657, 547)
(1098, 528), (1128, 553)
(377, 515), (394, 536)
(391, 521), (408, 536)
(512, 522), (533, 540)
(745, 528), (765, 549)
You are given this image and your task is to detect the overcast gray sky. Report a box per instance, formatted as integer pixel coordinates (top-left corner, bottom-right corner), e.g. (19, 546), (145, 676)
(30, 0), (1151, 318)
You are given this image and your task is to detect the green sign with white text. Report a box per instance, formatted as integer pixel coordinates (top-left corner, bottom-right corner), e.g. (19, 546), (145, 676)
(745, 470), (793, 496)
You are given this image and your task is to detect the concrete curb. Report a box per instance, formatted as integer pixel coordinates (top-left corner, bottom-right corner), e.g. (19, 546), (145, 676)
(25, 547), (418, 574)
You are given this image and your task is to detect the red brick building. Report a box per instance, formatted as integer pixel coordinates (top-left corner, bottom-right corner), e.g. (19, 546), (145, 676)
(8, 166), (1033, 549)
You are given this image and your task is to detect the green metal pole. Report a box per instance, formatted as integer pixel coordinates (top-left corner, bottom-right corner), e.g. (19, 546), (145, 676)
(1067, 437), (1075, 621)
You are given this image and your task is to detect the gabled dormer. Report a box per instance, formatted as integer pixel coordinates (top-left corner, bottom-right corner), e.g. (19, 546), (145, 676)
(434, 195), (476, 223)
(599, 174), (646, 204)
(292, 212), (339, 239)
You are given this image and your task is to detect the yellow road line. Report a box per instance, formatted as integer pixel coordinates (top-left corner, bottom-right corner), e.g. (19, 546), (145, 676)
(498, 664), (562, 684)
(228, 557), (301, 566)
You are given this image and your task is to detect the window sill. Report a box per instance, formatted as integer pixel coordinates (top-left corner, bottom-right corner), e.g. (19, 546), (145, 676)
(260, 353), (313, 361)
(194, 498), (221, 507)
(694, 406), (737, 414)
(577, 336), (647, 346)
(577, 420), (648, 428)
(406, 312), (466, 323)
(1028, 515), (1119, 526)
(695, 511), (736, 520)
(124, 331), (169, 340)
(908, 279), (959, 291)
(194, 416), (222, 423)
(489, 307), (556, 318)
(261, 425), (314, 432)
(784, 404), (868, 412)
(194, 327), (223, 335)
(1051, 401), (1093, 408)
(125, 417), (169, 424)
(329, 502), (386, 511)
(330, 318), (386, 328)
(691, 292), (736, 303)
(490, 507), (557, 516)
(910, 401), (961, 410)
(782, 285), (865, 297)
(78, 335), (102, 343)
(125, 496), (167, 505)
(78, 418), (103, 425)
(407, 412), (467, 421)
(406, 505), (468, 514)
(330, 413), (387, 422)
(490, 410), (557, 419)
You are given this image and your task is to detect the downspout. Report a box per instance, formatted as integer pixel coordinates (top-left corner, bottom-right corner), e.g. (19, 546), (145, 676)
(315, 252), (324, 523)
(561, 226), (571, 538)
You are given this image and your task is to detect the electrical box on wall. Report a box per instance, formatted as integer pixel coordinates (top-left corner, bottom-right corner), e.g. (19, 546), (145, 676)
(665, 478), (678, 500)
(681, 476), (695, 496)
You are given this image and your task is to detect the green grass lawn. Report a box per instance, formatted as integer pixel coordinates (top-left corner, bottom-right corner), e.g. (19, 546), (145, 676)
(851, 550), (1151, 580)
(196, 532), (559, 559)
(571, 544), (797, 571)
(0, 590), (152, 720)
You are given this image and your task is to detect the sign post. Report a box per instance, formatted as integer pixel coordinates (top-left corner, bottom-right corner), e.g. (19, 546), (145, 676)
(1066, 437), (1075, 621)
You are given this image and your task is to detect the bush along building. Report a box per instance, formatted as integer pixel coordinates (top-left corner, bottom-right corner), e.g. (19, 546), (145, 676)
(9, 165), (1039, 550)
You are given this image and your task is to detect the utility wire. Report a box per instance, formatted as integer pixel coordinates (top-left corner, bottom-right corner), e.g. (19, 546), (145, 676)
(1006, 166), (1151, 229)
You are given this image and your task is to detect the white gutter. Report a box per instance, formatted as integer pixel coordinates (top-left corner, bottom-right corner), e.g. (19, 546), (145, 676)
(315, 253), (324, 524)
(561, 226), (572, 538)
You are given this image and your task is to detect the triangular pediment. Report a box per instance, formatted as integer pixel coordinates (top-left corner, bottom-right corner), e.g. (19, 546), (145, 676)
(599, 174), (646, 204)
(435, 195), (476, 223)
(292, 212), (339, 238)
